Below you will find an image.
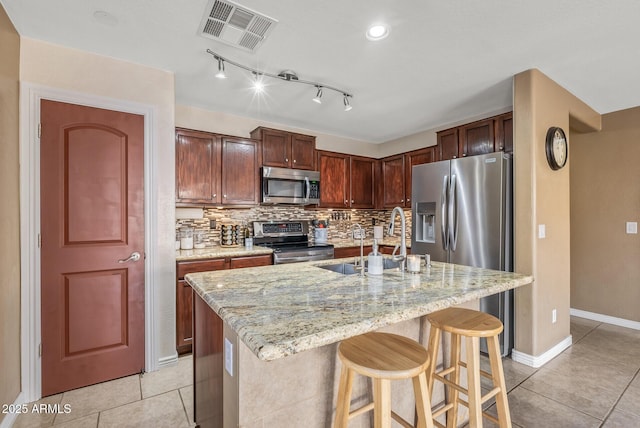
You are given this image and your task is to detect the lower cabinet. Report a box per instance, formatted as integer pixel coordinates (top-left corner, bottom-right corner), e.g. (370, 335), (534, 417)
(176, 254), (272, 355)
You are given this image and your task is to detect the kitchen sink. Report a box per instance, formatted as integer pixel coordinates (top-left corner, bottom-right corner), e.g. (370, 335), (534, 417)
(317, 258), (402, 275)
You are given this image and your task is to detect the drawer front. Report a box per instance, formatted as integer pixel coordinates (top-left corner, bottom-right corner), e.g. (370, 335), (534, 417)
(229, 254), (273, 269)
(177, 258), (227, 279)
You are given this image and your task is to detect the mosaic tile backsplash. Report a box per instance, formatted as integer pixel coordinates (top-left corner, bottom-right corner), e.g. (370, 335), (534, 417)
(175, 206), (412, 248)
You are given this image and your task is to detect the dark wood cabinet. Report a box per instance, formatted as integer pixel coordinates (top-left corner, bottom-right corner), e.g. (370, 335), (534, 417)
(380, 147), (436, 209)
(436, 112), (513, 161)
(176, 254), (272, 354)
(381, 154), (406, 208)
(318, 151), (375, 209)
(175, 129), (221, 204)
(176, 129), (260, 207)
(250, 127), (316, 170)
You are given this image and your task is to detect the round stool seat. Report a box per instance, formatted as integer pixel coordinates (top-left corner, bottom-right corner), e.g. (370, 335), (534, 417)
(426, 307), (503, 338)
(338, 332), (430, 380)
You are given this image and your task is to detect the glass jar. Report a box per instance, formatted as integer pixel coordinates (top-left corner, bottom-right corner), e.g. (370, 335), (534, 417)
(179, 226), (194, 250)
(194, 230), (206, 249)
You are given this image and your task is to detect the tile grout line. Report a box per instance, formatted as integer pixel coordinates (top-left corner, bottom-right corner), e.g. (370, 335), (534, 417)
(598, 367), (640, 428)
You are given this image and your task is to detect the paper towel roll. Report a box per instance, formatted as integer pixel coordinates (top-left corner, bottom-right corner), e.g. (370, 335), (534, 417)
(373, 225), (384, 240)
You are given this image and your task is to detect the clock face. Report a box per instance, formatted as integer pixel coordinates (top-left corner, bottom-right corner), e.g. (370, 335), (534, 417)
(545, 127), (568, 170)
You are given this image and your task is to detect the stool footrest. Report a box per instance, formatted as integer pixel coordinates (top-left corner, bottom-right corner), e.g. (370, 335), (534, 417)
(431, 402), (454, 419)
(390, 411), (413, 428)
(348, 402), (374, 419)
(458, 361), (494, 380)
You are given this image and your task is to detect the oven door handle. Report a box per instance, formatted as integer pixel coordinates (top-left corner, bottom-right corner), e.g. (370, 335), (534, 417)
(274, 253), (333, 264)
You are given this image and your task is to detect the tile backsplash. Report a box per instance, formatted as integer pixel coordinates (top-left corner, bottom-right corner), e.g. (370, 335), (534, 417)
(175, 206), (412, 248)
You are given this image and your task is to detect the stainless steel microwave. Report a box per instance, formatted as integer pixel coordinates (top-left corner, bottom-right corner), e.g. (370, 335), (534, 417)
(261, 167), (320, 205)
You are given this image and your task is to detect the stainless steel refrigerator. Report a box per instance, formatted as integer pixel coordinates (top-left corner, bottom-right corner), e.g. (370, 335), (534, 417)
(411, 152), (513, 356)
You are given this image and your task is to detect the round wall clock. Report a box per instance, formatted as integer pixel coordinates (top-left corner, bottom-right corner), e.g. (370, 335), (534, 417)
(545, 126), (568, 170)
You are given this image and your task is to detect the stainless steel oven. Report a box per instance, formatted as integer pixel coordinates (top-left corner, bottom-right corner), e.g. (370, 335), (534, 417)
(253, 221), (334, 264)
(261, 167), (320, 205)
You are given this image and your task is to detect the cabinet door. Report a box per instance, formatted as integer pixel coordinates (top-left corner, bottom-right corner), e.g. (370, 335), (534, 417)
(381, 154), (406, 208)
(221, 137), (260, 205)
(350, 156), (376, 208)
(290, 134), (316, 170)
(229, 254), (273, 269)
(437, 128), (459, 160)
(176, 279), (194, 355)
(318, 151), (349, 208)
(495, 112), (513, 153)
(175, 129), (220, 204)
(459, 119), (495, 157)
(260, 128), (290, 168)
(405, 147), (435, 207)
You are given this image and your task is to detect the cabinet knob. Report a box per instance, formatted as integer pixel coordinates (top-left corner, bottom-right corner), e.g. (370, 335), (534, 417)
(351, 200), (354, 204)
(223, 194), (227, 198)
(293, 159), (296, 163)
(401, 199), (404, 203)
(462, 153), (467, 157)
(285, 158), (289, 162)
(345, 200), (348, 204)
(407, 198), (410, 202)
(212, 193), (217, 198)
(499, 145), (504, 150)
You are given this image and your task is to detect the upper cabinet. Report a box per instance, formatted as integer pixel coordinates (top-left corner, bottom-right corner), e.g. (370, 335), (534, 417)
(436, 112), (513, 161)
(380, 147), (436, 209)
(317, 151), (375, 209)
(250, 127), (316, 170)
(175, 128), (261, 206)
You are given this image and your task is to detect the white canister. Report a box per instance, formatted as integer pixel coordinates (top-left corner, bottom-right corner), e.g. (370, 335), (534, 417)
(373, 225), (384, 240)
(367, 254), (384, 275)
(314, 228), (328, 243)
(407, 255), (421, 273)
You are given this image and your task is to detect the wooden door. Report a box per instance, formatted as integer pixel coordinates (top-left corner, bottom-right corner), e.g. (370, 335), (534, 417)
(495, 112), (513, 153)
(459, 118), (495, 157)
(260, 128), (290, 168)
(175, 129), (221, 204)
(405, 147), (435, 207)
(290, 134), (316, 170)
(221, 137), (260, 205)
(381, 154), (405, 208)
(40, 100), (145, 396)
(350, 156), (375, 208)
(437, 128), (459, 160)
(318, 151), (349, 208)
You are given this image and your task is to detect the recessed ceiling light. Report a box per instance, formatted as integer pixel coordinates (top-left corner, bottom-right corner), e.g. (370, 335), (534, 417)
(366, 24), (390, 41)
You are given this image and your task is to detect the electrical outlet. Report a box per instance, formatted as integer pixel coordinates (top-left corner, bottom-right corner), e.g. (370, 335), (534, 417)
(538, 224), (546, 239)
(353, 230), (365, 239)
(626, 222), (638, 234)
(224, 338), (233, 376)
(552, 309), (557, 324)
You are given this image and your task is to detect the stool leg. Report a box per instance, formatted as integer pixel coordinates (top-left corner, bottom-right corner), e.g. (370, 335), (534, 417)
(487, 335), (512, 428)
(446, 333), (461, 428)
(412, 371), (435, 428)
(426, 325), (441, 401)
(373, 378), (392, 428)
(334, 365), (354, 428)
(465, 336), (482, 428)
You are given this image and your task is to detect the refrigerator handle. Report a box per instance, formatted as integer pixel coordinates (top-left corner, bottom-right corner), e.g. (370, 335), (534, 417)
(449, 174), (458, 251)
(441, 175), (449, 250)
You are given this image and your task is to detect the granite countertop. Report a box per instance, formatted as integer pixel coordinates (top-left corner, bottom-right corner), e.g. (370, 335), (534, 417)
(176, 246), (273, 261)
(185, 258), (533, 361)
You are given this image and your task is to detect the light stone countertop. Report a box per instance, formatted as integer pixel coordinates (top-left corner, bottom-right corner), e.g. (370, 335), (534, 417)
(185, 258), (533, 361)
(175, 246), (273, 261)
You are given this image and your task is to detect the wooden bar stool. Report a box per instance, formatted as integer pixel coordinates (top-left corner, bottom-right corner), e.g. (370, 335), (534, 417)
(334, 332), (435, 428)
(426, 308), (511, 428)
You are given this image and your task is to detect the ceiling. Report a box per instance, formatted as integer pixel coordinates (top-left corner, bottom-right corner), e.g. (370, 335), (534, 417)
(3, 0), (640, 143)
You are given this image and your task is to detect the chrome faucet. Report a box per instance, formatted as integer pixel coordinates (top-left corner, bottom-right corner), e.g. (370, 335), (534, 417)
(388, 207), (407, 272)
(352, 223), (365, 275)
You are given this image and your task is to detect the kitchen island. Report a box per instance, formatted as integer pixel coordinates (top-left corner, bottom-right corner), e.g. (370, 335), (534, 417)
(186, 258), (533, 428)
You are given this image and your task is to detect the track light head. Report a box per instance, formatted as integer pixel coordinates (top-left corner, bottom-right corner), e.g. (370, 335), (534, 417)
(215, 58), (226, 79)
(253, 72), (264, 93)
(343, 94), (353, 111)
(312, 86), (323, 104)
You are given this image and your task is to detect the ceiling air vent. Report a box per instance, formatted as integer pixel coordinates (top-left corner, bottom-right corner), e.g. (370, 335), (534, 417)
(198, 0), (278, 52)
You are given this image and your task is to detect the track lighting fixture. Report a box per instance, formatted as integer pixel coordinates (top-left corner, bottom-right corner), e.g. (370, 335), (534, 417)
(206, 49), (353, 111)
(312, 86), (323, 104)
(215, 58), (226, 79)
(343, 94), (352, 111)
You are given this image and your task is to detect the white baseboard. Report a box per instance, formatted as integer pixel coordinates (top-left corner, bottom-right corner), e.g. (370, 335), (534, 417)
(0, 391), (26, 428)
(570, 308), (640, 330)
(511, 335), (572, 368)
(157, 353), (179, 369)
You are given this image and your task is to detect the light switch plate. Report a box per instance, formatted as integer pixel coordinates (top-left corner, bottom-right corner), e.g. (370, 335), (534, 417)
(538, 224), (546, 239)
(626, 222), (638, 234)
(224, 337), (234, 376)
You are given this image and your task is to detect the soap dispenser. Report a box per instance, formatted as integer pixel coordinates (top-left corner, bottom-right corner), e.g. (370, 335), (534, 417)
(367, 239), (384, 275)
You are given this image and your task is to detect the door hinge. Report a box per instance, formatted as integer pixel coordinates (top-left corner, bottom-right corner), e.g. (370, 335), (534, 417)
(38, 123), (41, 139)
(38, 233), (41, 248)
(39, 343), (42, 357)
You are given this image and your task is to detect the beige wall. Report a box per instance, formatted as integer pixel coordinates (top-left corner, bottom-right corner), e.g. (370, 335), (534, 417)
(570, 107), (640, 322)
(20, 39), (178, 364)
(513, 69), (601, 356)
(0, 3), (21, 420)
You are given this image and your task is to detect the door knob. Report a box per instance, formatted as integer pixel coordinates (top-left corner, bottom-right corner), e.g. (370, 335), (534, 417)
(118, 252), (141, 263)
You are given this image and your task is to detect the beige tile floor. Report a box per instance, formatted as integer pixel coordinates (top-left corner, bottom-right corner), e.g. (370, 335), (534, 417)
(13, 316), (640, 427)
